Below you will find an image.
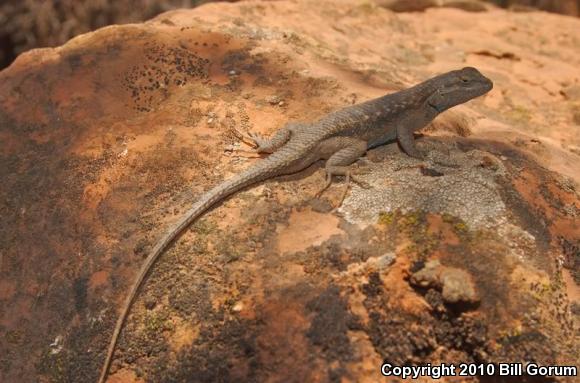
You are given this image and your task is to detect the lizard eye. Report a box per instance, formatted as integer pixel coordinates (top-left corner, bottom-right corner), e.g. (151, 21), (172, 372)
(460, 77), (470, 83)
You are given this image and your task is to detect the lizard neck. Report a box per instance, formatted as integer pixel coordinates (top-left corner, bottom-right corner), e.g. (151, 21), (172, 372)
(404, 77), (440, 106)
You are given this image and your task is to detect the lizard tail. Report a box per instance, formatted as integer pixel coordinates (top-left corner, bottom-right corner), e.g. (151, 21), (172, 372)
(98, 153), (289, 383)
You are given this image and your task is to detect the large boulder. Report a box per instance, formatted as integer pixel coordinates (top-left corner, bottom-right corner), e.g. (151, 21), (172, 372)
(1, 1), (578, 382)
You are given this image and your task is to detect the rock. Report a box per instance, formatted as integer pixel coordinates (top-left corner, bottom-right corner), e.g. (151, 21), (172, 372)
(440, 268), (479, 304)
(410, 260), (480, 304)
(376, 252), (397, 270)
(507, 4), (540, 12)
(144, 298), (157, 310)
(572, 105), (580, 125)
(495, 0), (580, 16)
(411, 260), (444, 287)
(562, 85), (580, 125)
(561, 84), (580, 101)
(266, 95), (283, 105)
(377, 0), (489, 12)
(1, 1), (579, 382)
(441, 0), (489, 12)
(375, 0), (438, 12)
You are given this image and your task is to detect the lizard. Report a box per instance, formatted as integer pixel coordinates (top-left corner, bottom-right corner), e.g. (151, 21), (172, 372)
(98, 66), (493, 383)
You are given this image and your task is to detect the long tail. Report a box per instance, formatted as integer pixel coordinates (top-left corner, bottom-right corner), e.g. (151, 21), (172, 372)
(98, 151), (291, 383)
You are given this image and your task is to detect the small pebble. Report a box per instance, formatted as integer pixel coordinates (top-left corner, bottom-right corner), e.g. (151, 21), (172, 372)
(267, 95), (282, 105)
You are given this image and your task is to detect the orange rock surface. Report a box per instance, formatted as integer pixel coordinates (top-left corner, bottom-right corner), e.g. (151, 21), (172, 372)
(0, 1), (578, 382)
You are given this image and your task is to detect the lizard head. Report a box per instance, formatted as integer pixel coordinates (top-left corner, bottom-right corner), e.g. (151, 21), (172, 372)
(426, 67), (493, 113)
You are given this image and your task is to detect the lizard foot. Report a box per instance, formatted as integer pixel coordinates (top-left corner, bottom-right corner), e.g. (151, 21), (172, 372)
(232, 128), (262, 151)
(334, 173), (373, 209)
(234, 128), (281, 154)
(316, 170), (371, 209)
(315, 172), (334, 199)
(231, 149), (262, 159)
(426, 151), (461, 168)
(350, 174), (371, 189)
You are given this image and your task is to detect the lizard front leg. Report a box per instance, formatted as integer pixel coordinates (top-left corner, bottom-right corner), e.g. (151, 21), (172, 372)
(315, 137), (369, 206)
(397, 124), (461, 168)
(396, 123), (424, 159)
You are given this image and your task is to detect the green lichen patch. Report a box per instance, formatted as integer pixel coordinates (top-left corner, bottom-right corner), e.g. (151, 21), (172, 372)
(441, 213), (470, 236)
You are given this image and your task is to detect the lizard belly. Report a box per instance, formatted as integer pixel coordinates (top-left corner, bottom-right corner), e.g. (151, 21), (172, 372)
(367, 130), (397, 149)
(279, 150), (321, 174)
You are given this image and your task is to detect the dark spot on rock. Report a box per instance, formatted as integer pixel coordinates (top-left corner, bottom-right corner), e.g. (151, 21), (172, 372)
(144, 298), (157, 310)
(420, 166), (444, 177)
(306, 286), (356, 364)
(424, 289), (445, 313)
(368, 310), (437, 365)
(151, 316), (259, 383)
(133, 238), (148, 256)
(307, 197), (334, 213)
(362, 272), (383, 297)
(410, 259), (425, 273)
(493, 331), (558, 374)
(559, 236), (580, 283)
(73, 276), (89, 312)
(121, 41), (209, 111)
(570, 302), (580, 316)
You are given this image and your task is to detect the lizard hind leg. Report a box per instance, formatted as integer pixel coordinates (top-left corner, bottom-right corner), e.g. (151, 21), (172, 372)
(315, 137), (369, 207)
(316, 165), (371, 207)
(238, 123), (295, 154)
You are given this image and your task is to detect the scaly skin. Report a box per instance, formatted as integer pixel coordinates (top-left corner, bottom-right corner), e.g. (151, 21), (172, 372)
(98, 67), (493, 383)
